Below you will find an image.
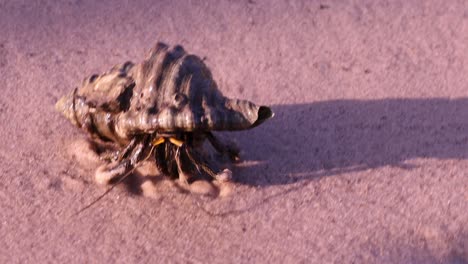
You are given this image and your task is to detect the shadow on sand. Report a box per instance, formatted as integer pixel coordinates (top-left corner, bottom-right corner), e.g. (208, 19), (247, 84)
(384, 230), (468, 264)
(231, 98), (468, 186)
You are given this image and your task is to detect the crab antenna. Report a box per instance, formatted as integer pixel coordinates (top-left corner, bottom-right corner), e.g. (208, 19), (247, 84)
(71, 167), (135, 217)
(71, 145), (156, 217)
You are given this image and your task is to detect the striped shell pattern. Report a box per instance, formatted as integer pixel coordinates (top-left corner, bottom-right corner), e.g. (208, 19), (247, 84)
(56, 42), (273, 143)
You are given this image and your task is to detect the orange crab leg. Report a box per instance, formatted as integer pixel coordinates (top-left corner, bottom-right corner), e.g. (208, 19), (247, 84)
(152, 137), (165, 146)
(168, 137), (184, 147)
(152, 137), (184, 147)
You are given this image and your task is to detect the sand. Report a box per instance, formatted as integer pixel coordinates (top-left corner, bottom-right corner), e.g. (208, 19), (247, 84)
(1, 0), (467, 263)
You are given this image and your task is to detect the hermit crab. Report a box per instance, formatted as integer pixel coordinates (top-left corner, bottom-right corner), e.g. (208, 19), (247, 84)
(56, 42), (273, 186)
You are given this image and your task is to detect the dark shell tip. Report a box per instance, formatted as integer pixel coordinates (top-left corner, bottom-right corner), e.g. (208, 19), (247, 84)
(251, 106), (274, 128)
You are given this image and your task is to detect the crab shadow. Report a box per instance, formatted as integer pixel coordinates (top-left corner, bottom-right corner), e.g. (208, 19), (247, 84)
(228, 98), (468, 186)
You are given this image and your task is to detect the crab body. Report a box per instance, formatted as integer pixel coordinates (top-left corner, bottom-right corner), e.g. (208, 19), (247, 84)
(56, 42), (273, 183)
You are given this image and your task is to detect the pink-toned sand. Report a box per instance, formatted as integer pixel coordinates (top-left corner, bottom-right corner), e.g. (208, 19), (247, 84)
(1, 0), (467, 263)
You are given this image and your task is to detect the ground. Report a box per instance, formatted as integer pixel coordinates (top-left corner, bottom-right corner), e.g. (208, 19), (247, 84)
(1, 0), (467, 263)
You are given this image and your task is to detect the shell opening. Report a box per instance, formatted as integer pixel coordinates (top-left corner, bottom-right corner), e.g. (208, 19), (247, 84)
(251, 106), (274, 128)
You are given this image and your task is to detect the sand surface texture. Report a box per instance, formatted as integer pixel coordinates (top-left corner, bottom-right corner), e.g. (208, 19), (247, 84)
(1, 1), (467, 263)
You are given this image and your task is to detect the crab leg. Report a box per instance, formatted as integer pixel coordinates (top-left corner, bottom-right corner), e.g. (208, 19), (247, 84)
(95, 136), (149, 185)
(152, 137), (165, 146)
(168, 137), (184, 147)
(153, 135), (233, 182)
(182, 144), (232, 182)
(174, 147), (191, 184)
(76, 136), (151, 215)
(112, 137), (138, 161)
(206, 132), (240, 162)
(155, 137), (191, 183)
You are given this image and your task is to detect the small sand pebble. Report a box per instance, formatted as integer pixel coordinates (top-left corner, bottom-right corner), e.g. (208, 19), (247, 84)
(142, 178), (181, 195)
(213, 181), (235, 197)
(140, 180), (158, 198)
(189, 180), (217, 196)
